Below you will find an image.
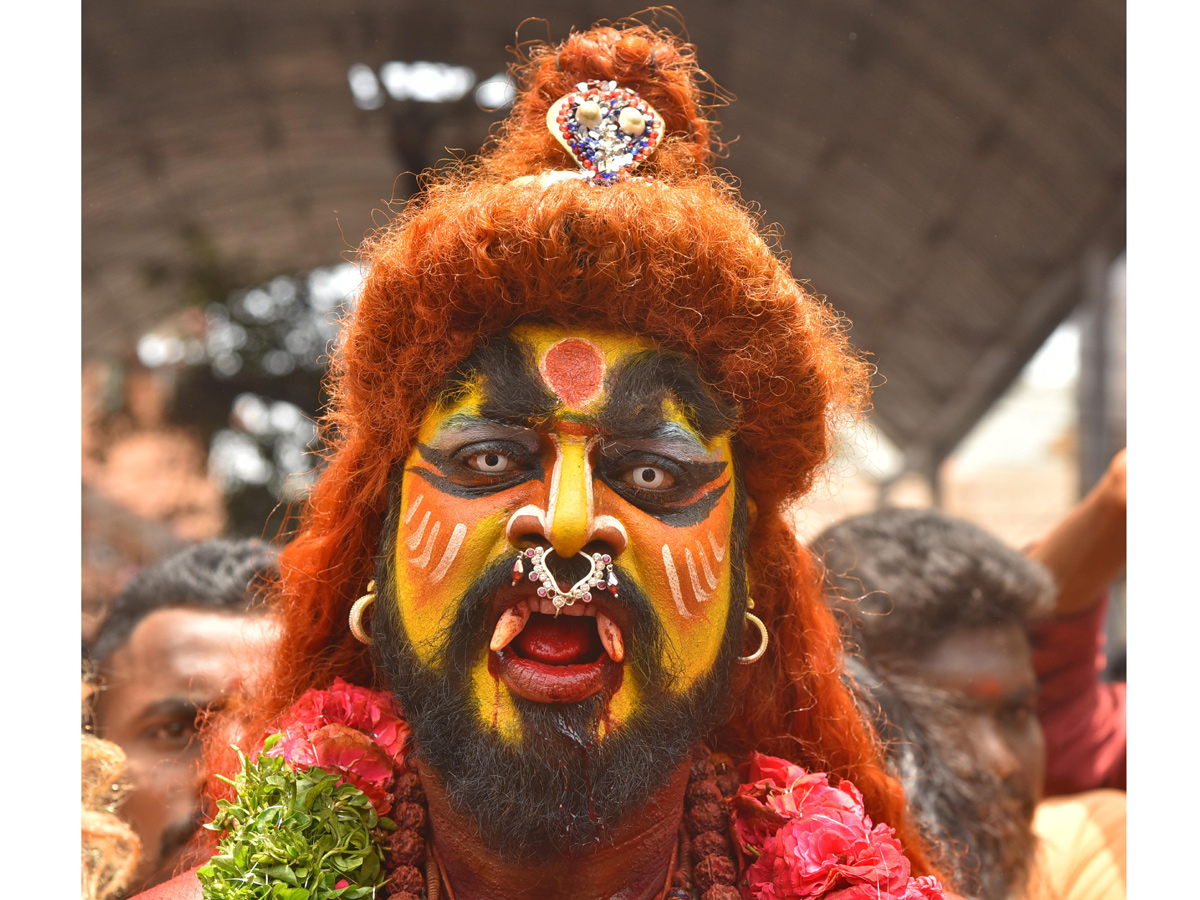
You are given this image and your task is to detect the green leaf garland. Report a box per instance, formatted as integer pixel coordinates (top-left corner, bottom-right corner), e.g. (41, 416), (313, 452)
(197, 736), (395, 900)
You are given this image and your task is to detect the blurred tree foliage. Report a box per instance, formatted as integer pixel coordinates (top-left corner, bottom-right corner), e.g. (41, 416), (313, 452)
(161, 263), (360, 539)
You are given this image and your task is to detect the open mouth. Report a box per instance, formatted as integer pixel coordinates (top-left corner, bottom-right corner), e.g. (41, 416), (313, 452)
(488, 594), (626, 704)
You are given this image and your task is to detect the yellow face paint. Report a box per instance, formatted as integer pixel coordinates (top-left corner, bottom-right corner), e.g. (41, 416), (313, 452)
(391, 324), (740, 744)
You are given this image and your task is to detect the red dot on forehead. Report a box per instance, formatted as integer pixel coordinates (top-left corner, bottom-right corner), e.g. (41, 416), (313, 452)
(540, 338), (606, 408)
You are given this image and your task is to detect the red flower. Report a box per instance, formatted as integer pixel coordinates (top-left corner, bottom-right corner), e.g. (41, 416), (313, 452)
(901, 876), (946, 899)
(745, 817), (910, 899)
(262, 679), (411, 815)
(732, 754), (871, 856)
(731, 754), (944, 900)
(282, 677), (409, 764)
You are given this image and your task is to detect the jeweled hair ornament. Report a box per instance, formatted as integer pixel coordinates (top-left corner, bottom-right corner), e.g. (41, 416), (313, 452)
(545, 80), (664, 183)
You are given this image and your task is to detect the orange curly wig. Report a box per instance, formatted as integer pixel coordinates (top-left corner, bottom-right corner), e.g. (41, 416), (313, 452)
(205, 20), (938, 879)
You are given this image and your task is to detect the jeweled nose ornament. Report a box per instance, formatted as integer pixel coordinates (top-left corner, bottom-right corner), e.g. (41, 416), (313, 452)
(511, 547), (619, 614)
(546, 81), (664, 184)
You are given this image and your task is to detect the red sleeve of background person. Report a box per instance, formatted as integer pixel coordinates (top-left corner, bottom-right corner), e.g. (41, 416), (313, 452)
(1027, 596), (1126, 796)
(129, 868), (202, 900)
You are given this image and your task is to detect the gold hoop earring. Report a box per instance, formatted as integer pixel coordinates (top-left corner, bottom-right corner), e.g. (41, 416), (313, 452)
(349, 581), (376, 645)
(736, 610), (768, 664)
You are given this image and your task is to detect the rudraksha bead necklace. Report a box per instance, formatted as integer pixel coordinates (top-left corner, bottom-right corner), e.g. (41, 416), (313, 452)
(377, 745), (743, 900)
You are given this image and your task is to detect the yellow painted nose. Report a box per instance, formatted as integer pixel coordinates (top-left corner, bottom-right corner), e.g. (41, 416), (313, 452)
(547, 438), (591, 558)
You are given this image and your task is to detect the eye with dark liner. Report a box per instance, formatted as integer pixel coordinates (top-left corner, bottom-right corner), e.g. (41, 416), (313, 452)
(414, 441), (544, 496)
(596, 452), (727, 516)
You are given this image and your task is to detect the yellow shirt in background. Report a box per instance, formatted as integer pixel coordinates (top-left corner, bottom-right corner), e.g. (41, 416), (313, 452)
(1025, 790), (1126, 900)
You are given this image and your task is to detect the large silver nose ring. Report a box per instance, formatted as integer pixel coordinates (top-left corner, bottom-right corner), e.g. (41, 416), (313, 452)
(510, 547), (619, 614)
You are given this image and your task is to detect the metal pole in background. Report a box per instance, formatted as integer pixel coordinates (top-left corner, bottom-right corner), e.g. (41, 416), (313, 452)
(1077, 246), (1126, 679)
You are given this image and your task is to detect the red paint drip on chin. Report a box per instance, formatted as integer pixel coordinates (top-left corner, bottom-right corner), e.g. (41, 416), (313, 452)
(540, 338), (605, 408)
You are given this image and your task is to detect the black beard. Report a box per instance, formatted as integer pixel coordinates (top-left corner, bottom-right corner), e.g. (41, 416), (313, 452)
(875, 673), (1038, 900)
(370, 492), (749, 862)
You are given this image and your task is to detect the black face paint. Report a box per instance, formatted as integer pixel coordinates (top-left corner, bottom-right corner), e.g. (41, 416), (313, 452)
(600, 476), (730, 527)
(440, 336), (559, 428)
(600, 350), (738, 443)
(412, 441), (546, 499)
(371, 468), (751, 862)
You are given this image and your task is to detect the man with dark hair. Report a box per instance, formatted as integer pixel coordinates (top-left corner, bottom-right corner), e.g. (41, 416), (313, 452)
(89, 539), (279, 895)
(815, 508), (1125, 900)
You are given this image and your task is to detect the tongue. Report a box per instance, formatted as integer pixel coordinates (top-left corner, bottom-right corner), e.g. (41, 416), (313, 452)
(514, 613), (602, 665)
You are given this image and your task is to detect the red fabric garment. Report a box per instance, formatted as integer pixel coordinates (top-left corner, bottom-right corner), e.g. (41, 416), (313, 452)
(128, 868), (202, 900)
(1027, 596), (1126, 796)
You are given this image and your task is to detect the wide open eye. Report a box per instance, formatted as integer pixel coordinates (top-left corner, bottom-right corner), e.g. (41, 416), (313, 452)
(623, 464), (675, 490)
(467, 451), (513, 473)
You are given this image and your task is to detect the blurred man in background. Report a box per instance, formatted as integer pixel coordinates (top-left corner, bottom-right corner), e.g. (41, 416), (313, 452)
(87, 539), (279, 895)
(817, 508), (1052, 899)
(815, 501), (1126, 900)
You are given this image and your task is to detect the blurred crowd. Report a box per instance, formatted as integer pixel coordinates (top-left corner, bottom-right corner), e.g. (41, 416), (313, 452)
(81, 451), (1125, 900)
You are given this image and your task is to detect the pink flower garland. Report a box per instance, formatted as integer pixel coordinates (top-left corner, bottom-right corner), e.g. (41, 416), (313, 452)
(258, 684), (945, 900)
(730, 754), (945, 900)
(261, 677), (411, 815)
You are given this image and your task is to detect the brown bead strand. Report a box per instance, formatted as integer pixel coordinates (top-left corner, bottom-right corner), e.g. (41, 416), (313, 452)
(372, 750), (745, 900)
(377, 770), (430, 900)
(677, 747), (742, 900)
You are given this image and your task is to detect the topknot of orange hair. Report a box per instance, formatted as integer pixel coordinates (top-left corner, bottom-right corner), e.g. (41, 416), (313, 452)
(484, 22), (716, 179)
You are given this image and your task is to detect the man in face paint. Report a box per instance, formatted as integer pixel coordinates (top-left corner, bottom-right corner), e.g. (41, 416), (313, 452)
(130, 23), (948, 900)
(372, 324), (751, 863)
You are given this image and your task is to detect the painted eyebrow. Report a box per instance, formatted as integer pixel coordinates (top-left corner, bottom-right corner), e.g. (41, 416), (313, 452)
(430, 414), (539, 436)
(599, 350), (737, 441)
(599, 422), (710, 459)
(439, 336), (558, 427)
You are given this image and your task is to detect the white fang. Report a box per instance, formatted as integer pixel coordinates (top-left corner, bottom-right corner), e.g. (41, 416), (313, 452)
(662, 545), (691, 618)
(429, 524), (467, 584)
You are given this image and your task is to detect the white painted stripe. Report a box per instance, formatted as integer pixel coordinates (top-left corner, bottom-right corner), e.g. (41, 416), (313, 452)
(410, 520), (441, 569)
(708, 533), (726, 563)
(406, 510), (431, 550)
(662, 545), (691, 618)
(505, 504), (548, 544)
(584, 435), (600, 538)
(696, 542), (719, 589)
(685, 548), (711, 604)
(593, 514), (628, 549)
(429, 523), (467, 584)
(545, 436), (563, 536)
(403, 493), (424, 525)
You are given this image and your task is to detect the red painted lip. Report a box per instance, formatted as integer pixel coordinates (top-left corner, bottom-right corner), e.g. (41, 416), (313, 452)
(490, 647), (622, 704)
